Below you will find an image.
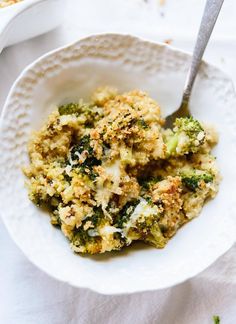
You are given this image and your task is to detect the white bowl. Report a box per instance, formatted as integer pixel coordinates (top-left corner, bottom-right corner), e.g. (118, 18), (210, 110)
(0, 0), (65, 53)
(0, 34), (236, 295)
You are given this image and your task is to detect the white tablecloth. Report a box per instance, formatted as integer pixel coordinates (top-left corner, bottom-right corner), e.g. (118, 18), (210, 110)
(0, 1), (235, 323)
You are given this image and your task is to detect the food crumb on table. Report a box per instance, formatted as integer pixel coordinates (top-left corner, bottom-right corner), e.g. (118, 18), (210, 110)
(213, 315), (221, 324)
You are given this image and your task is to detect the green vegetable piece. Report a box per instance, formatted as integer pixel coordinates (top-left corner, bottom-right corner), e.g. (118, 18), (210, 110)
(165, 117), (205, 156)
(116, 199), (140, 228)
(166, 134), (178, 156)
(72, 135), (93, 156)
(213, 315), (220, 324)
(137, 118), (148, 129)
(145, 223), (167, 248)
(174, 116), (204, 137)
(90, 206), (104, 227)
(139, 176), (163, 190)
(69, 135), (101, 180)
(181, 171), (214, 191)
(58, 102), (104, 128)
(70, 135), (100, 166)
(58, 103), (82, 115)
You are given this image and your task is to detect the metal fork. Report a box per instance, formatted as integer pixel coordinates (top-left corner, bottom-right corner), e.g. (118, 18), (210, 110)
(164, 0), (224, 129)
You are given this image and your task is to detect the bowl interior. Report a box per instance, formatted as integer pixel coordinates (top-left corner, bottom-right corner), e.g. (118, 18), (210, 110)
(0, 34), (236, 294)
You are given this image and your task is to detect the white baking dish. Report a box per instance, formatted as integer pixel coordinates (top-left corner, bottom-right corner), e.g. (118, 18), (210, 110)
(0, 0), (65, 53)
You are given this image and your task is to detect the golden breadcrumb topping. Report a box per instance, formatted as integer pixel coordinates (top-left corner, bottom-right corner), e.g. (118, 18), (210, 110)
(0, 0), (22, 8)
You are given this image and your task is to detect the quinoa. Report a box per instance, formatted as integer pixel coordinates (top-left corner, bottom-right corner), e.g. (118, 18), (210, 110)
(23, 88), (220, 254)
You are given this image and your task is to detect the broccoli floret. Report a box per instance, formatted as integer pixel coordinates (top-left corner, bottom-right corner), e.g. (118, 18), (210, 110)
(70, 135), (100, 166)
(58, 103), (83, 115)
(58, 102), (103, 127)
(69, 135), (101, 179)
(138, 176), (163, 190)
(117, 198), (167, 248)
(144, 222), (167, 248)
(130, 198), (166, 248)
(70, 206), (124, 254)
(70, 207), (104, 253)
(71, 226), (102, 253)
(165, 117), (205, 156)
(116, 199), (140, 228)
(90, 206), (104, 227)
(180, 171), (214, 191)
(70, 135), (93, 159)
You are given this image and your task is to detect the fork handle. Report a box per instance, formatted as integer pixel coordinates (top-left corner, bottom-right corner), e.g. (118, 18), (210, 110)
(182, 0), (224, 105)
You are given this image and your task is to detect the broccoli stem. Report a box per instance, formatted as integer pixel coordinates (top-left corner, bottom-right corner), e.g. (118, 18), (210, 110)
(166, 133), (178, 156)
